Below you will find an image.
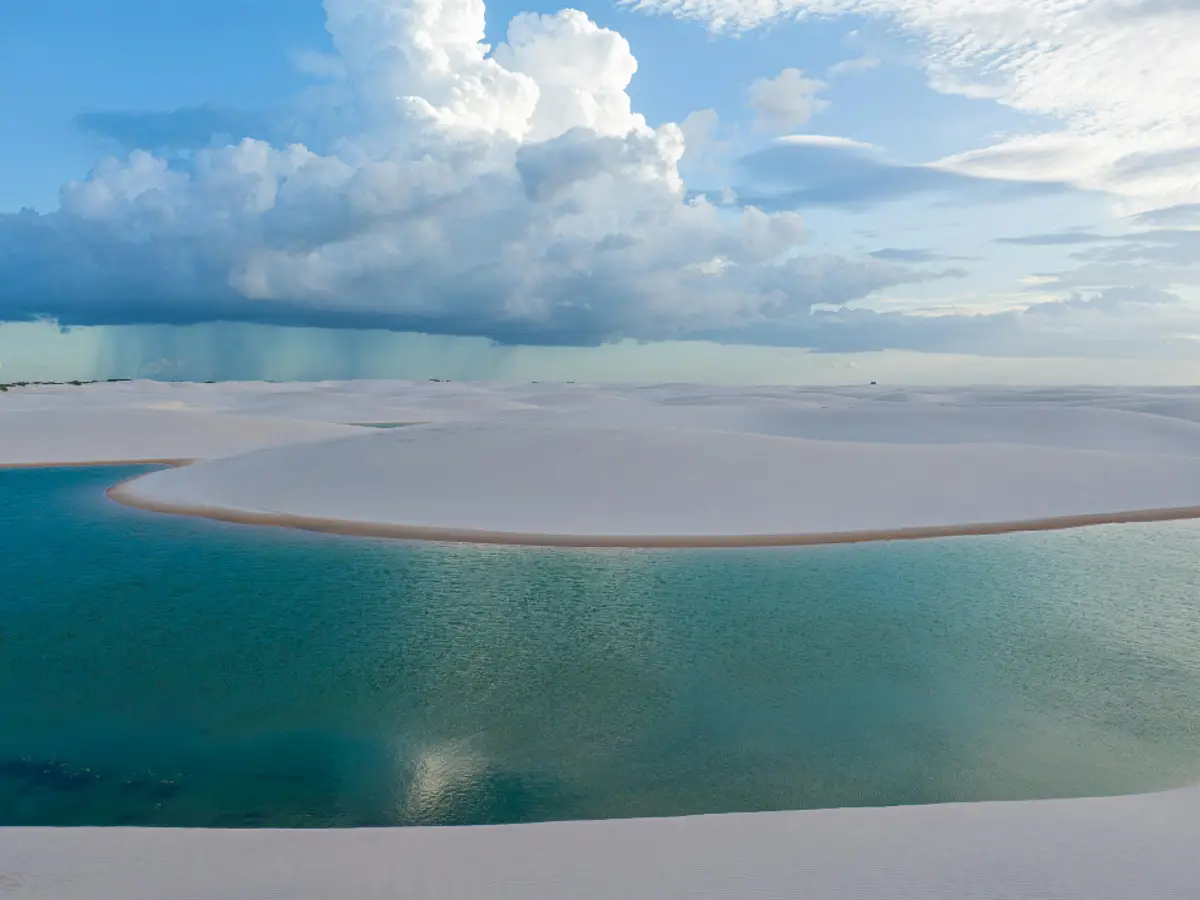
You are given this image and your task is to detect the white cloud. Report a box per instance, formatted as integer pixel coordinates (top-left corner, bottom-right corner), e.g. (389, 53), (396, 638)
(0, 0), (921, 347)
(622, 0), (1200, 212)
(19, 0), (1189, 361)
(747, 68), (829, 132)
(827, 56), (880, 78)
(747, 284), (1200, 358)
(680, 108), (720, 154)
(678, 108), (733, 178)
(492, 10), (647, 142)
(773, 134), (873, 151)
(1132, 202), (1200, 227)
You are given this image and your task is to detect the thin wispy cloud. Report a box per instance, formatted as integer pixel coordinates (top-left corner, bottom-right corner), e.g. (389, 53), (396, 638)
(733, 136), (1070, 210)
(995, 231), (1110, 246)
(868, 248), (970, 263)
(623, 0), (1200, 213)
(827, 56), (880, 78)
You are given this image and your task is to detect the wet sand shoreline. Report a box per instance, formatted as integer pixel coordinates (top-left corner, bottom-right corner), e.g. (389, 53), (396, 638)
(104, 466), (1200, 548)
(5, 458), (1198, 547)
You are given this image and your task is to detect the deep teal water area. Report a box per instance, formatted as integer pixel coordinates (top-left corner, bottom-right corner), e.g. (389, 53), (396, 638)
(2, 465), (1200, 827)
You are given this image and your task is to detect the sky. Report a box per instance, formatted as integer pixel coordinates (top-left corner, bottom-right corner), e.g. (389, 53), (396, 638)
(2, 0), (1199, 384)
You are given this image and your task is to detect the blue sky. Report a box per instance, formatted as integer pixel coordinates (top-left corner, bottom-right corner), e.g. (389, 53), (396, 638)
(2, 0), (1199, 383)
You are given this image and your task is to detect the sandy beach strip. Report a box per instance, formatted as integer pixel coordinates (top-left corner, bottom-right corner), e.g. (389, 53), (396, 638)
(103, 420), (1200, 546)
(8, 443), (1199, 547)
(105, 475), (1200, 547)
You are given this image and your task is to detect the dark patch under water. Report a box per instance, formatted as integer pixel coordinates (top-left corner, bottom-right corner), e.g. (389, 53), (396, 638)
(2, 465), (1200, 827)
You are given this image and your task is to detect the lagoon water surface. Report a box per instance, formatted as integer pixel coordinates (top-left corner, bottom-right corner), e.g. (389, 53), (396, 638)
(2, 465), (1200, 827)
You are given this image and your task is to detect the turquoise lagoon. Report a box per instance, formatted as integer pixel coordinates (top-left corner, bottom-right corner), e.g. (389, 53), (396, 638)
(2, 465), (1199, 827)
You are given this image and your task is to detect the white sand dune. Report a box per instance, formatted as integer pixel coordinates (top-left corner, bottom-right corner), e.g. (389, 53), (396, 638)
(5, 787), (1200, 899)
(8, 380), (1200, 539)
(508, 401), (1200, 454)
(1, 379), (541, 424)
(8, 379), (1200, 429)
(112, 421), (1200, 543)
(0, 408), (361, 466)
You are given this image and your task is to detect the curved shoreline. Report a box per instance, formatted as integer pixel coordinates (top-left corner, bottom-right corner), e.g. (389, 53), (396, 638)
(9, 460), (1197, 547)
(105, 469), (1200, 547)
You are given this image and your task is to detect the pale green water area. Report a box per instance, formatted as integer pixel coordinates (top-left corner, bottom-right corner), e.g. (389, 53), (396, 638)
(2, 465), (1200, 827)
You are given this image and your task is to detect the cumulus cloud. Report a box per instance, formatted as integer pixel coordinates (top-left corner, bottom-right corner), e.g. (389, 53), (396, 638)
(679, 108), (721, 156)
(0, 0), (929, 347)
(747, 68), (829, 132)
(13, 0), (1187, 361)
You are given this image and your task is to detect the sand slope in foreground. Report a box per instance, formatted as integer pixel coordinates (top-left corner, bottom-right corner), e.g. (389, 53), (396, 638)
(4, 787), (1200, 899)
